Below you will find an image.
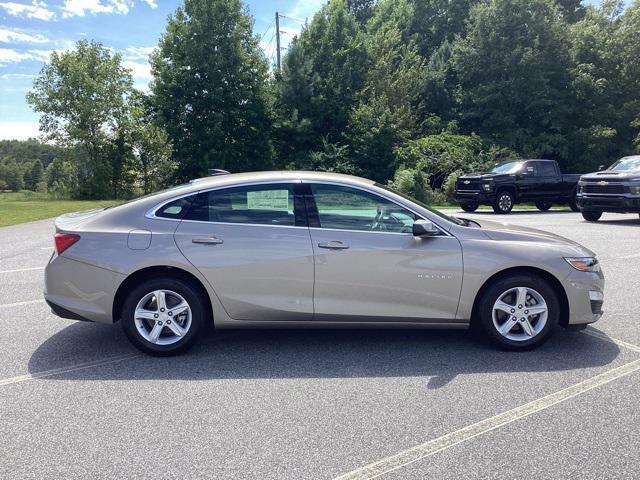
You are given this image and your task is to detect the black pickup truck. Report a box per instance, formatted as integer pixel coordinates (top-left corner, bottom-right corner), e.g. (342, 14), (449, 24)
(577, 155), (640, 222)
(455, 159), (581, 214)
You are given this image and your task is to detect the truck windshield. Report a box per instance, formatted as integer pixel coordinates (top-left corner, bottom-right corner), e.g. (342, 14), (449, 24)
(608, 156), (640, 172)
(491, 161), (523, 174)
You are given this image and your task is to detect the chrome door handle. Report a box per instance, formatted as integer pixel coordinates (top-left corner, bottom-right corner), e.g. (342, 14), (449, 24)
(318, 241), (349, 250)
(192, 237), (223, 245)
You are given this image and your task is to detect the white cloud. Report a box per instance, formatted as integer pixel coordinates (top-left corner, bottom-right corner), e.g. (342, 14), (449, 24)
(61, 0), (133, 18)
(0, 47), (52, 65)
(124, 45), (154, 60)
(122, 59), (150, 80)
(0, 73), (36, 79)
(0, 121), (41, 140)
(287, 0), (325, 22)
(0, 1), (55, 21)
(0, 28), (49, 44)
(140, 0), (156, 8)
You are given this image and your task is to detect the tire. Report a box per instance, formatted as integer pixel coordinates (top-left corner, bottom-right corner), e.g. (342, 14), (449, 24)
(569, 195), (580, 212)
(476, 274), (559, 351)
(535, 201), (552, 211)
(581, 211), (602, 222)
(492, 191), (514, 214)
(461, 203), (479, 213)
(121, 277), (206, 356)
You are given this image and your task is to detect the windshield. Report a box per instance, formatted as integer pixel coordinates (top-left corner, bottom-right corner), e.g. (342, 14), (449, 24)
(608, 156), (640, 172)
(375, 183), (465, 226)
(491, 161), (523, 174)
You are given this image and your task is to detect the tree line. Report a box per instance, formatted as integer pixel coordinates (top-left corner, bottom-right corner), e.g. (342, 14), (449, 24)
(4, 0), (638, 201)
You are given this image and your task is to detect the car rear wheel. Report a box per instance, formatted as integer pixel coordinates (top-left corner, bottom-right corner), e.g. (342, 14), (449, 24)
(569, 195), (580, 212)
(492, 191), (514, 214)
(460, 203), (479, 212)
(535, 201), (552, 211)
(476, 274), (559, 350)
(582, 211), (602, 222)
(121, 277), (206, 356)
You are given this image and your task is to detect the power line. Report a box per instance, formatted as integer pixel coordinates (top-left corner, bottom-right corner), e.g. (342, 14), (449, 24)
(278, 14), (306, 24)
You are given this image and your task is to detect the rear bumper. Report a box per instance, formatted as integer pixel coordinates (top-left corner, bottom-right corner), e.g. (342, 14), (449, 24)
(44, 254), (125, 324)
(577, 194), (640, 213)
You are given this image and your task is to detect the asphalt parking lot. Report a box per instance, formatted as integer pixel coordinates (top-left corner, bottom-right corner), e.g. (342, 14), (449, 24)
(1, 209), (639, 479)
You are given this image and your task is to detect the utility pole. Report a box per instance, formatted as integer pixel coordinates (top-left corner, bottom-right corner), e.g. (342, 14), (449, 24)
(275, 11), (281, 72)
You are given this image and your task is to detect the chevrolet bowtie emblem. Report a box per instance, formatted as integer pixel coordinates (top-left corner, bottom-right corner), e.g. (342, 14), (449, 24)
(597, 181), (608, 186)
(463, 180), (470, 184)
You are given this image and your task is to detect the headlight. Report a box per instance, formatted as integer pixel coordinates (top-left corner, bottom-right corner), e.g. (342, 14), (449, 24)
(629, 184), (640, 195)
(482, 183), (492, 191)
(564, 257), (600, 272)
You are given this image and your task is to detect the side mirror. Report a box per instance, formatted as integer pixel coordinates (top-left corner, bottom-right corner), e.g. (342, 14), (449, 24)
(598, 164), (606, 171)
(413, 219), (439, 237)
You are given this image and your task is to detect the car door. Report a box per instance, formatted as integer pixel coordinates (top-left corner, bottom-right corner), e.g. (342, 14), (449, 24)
(173, 182), (314, 321)
(517, 161), (540, 202)
(305, 182), (463, 322)
(536, 161), (562, 200)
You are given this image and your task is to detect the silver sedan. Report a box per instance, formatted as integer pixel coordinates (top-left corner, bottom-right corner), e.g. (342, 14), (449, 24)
(44, 171), (604, 355)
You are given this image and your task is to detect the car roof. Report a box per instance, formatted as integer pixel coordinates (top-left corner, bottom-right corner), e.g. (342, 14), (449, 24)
(187, 170), (375, 188)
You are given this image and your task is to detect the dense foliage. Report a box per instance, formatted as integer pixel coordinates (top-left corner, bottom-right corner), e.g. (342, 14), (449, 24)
(12, 0), (640, 200)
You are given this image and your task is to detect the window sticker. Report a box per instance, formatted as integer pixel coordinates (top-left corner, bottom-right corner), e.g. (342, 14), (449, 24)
(246, 190), (289, 211)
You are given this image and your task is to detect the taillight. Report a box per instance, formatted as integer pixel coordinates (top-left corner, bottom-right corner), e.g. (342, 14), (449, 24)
(54, 233), (80, 255)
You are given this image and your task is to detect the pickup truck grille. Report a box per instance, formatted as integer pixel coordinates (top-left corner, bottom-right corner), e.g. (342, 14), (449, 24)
(582, 184), (626, 194)
(456, 181), (481, 191)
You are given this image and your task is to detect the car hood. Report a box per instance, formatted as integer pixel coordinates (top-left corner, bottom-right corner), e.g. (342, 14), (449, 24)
(468, 218), (595, 256)
(580, 171), (640, 181)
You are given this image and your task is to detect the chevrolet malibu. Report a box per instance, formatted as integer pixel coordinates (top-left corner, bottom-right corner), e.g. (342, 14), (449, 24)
(45, 171), (604, 355)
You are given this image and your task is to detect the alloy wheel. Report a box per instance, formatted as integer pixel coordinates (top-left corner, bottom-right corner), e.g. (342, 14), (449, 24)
(134, 290), (192, 345)
(492, 286), (548, 342)
(498, 193), (512, 212)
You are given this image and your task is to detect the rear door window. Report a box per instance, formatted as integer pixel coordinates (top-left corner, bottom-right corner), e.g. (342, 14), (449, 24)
(537, 162), (557, 176)
(183, 183), (303, 226)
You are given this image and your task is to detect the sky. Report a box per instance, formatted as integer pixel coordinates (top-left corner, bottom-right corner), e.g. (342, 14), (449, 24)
(0, 0), (325, 140)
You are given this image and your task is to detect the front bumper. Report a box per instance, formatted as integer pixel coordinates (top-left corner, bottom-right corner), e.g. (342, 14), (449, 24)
(44, 254), (125, 324)
(577, 194), (640, 213)
(455, 191), (494, 204)
(562, 268), (605, 325)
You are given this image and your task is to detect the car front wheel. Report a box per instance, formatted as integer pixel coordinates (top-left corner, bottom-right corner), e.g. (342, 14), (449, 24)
(476, 274), (559, 350)
(461, 203), (479, 212)
(582, 211), (602, 222)
(121, 277), (206, 356)
(492, 191), (514, 214)
(535, 201), (552, 211)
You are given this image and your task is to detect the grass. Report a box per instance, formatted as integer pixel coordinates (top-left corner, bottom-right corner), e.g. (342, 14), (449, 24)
(0, 191), (117, 228)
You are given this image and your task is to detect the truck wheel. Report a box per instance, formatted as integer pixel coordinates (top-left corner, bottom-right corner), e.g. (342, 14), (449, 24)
(569, 196), (580, 212)
(461, 203), (479, 213)
(492, 191), (514, 214)
(535, 201), (552, 211)
(582, 211), (602, 222)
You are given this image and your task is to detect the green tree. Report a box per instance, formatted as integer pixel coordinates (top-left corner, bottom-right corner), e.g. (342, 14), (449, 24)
(128, 92), (176, 194)
(348, 0), (427, 181)
(1, 161), (25, 191)
(24, 160), (44, 191)
(27, 40), (133, 198)
(151, 0), (273, 180)
(452, 0), (573, 165)
(274, 0), (367, 168)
